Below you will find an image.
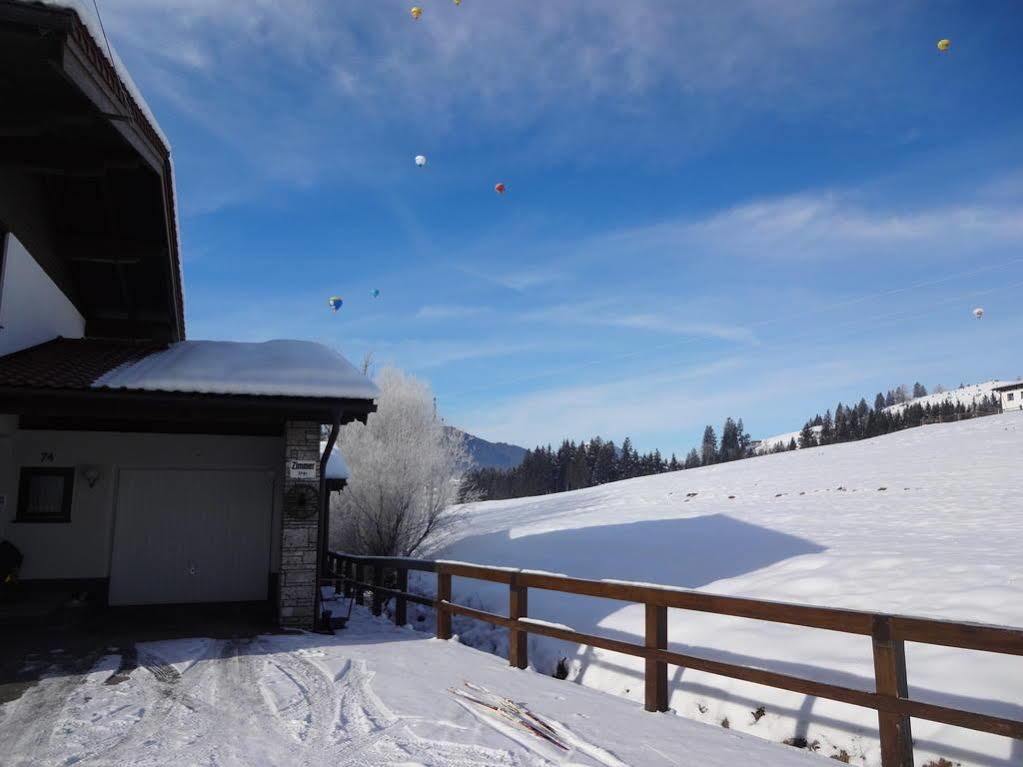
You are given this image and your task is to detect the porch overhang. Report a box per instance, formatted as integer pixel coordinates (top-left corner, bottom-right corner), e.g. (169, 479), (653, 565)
(0, 0), (184, 342)
(0, 386), (376, 436)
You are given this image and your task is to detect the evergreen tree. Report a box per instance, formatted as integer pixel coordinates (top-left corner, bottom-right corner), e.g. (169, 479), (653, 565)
(798, 422), (817, 449)
(684, 448), (701, 469)
(912, 382), (928, 399)
(819, 409), (834, 445)
(620, 437), (637, 479)
(567, 443), (590, 490)
(874, 392), (886, 412)
(719, 418), (740, 462)
(736, 419), (751, 458)
(701, 425), (718, 465)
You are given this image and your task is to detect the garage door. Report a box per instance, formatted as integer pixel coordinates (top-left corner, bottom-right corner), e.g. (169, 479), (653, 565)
(109, 468), (275, 606)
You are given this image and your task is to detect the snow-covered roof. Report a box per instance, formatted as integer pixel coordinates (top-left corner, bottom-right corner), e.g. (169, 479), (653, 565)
(320, 440), (350, 481)
(25, 1), (169, 148)
(93, 340), (380, 400)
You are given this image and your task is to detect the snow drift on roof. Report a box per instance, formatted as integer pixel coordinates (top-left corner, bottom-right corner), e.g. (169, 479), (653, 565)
(320, 440), (350, 481)
(28, 1), (169, 148)
(93, 340), (380, 400)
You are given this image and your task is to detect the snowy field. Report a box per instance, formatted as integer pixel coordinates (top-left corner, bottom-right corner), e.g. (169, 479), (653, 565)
(0, 611), (819, 767)
(417, 413), (1023, 767)
(754, 381), (1013, 453)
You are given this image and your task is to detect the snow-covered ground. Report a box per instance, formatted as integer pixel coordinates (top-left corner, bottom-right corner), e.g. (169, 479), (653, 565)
(883, 380), (1012, 416)
(418, 413), (1023, 767)
(0, 610), (820, 767)
(755, 381), (1014, 453)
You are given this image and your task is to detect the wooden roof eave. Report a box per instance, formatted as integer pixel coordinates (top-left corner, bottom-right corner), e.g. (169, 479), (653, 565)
(0, 385), (378, 426)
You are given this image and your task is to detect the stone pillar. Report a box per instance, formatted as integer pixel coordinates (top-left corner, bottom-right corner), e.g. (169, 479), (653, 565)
(279, 420), (322, 629)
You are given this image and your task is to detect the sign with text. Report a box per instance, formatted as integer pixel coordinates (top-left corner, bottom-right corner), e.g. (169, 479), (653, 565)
(287, 459), (318, 480)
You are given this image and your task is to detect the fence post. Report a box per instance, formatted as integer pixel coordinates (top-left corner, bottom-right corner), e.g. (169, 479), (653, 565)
(343, 559), (353, 598)
(354, 564), (365, 606)
(436, 570), (452, 640)
(371, 564), (383, 616)
(645, 603), (669, 712)
(395, 567), (408, 627)
(509, 573), (528, 669)
(872, 616), (914, 767)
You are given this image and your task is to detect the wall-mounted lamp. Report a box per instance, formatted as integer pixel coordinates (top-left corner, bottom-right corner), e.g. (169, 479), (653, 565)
(81, 466), (102, 489)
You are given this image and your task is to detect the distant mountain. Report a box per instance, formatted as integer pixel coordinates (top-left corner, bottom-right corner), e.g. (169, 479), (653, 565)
(448, 427), (527, 470)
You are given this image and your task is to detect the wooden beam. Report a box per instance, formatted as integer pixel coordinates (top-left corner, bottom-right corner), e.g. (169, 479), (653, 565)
(645, 604), (669, 712)
(509, 574), (528, 670)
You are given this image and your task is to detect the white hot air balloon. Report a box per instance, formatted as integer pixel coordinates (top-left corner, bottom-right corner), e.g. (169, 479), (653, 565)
(415, 155), (427, 168)
(973, 307), (984, 319)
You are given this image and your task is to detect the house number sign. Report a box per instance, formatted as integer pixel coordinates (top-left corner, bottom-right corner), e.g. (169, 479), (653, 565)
(287, 459), (318, 480)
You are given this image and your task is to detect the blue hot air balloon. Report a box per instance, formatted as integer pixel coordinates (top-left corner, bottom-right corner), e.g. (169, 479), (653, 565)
(371, 288), (381, 298)
(328, 296), (343, 312)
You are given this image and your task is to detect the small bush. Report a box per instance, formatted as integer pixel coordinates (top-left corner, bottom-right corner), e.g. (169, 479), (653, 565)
(720, 718), (730, 729)
(783, 737), (820, 751)
(831, 750), (851, 763)
(553, 658), (569, 680)
(751, 706), (766, 723)
(922, 760), (960, 767)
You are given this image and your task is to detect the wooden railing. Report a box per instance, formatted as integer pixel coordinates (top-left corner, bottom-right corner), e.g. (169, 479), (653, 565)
(323, 551), (1023, 767)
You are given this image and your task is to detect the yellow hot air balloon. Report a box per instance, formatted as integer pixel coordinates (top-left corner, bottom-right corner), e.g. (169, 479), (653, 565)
(937, 39), (951, 52)
(453, 0), (462, 5)
(411, 6), (423, 19)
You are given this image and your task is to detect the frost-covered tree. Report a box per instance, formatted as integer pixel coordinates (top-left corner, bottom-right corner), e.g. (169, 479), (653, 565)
(330, 367), (471, 556)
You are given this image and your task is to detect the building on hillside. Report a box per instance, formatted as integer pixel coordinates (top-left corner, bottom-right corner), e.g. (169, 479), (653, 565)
(992, 381), (1023, 412)
(0, 1), (376, 629)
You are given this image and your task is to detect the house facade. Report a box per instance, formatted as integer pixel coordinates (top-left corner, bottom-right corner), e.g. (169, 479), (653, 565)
(992, 382), (1023, 413)
(0, 1), (376, 628)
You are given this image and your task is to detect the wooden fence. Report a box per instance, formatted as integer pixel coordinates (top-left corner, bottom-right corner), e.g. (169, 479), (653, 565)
(323, 551), (1023, 767)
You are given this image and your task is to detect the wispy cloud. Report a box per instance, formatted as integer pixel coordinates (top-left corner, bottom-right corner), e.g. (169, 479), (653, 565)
(99, 0), (883, 207)
(520, 300), (758, 344)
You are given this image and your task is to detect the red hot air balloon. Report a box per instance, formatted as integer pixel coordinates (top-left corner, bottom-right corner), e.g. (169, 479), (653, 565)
(494, 182), (506, 194)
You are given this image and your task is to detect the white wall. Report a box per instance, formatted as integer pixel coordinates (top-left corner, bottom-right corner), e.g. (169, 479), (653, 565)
(999, 387), (1023, 412)
(0, 233), (85, 357)
(0, 429), (284, 580)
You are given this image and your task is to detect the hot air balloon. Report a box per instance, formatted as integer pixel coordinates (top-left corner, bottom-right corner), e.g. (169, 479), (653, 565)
(453, 0), (461, 4)
(494, 182), (506, 194)
(328, 296), (343, 312)
(371, 288), (381, 298)
(937, 39), (951, 52)
(973, 307), (984, 319)
(415, 155), (427, 167)
(410, 6), (422, 20)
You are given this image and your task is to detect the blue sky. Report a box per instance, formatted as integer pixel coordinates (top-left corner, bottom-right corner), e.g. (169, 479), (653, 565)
(102, 1), (1023, 455)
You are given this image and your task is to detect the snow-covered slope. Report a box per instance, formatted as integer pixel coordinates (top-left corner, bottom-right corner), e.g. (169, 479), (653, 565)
(884, 380), (1012, 415)
(755, 381), (1014, 453)
(419, 413), (1023, 767)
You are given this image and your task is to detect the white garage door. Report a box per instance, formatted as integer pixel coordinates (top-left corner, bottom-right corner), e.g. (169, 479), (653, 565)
(109, 468), (275, 606)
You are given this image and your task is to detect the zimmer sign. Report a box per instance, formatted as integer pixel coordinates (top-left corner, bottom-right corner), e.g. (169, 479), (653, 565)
(287, 459), (318, 480)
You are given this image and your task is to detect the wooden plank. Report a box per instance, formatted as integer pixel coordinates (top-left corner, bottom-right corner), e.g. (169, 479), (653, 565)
(343, 580), (432, 608)
(332, 554), (438, 573)
(509, 575), (528, 670)
(891, 616), (1023, 656)
(655, 647), (879, 708)
(873, 617), (914, 767)
(893, 697), (1023, 740)
(438, 561), (515, 584)
(395, 568), (409, 627)
(436, 572), (452, 640)
(445, 601), (515, 629)
(517, 572), (874, 635)
(354, 564), (365, 606)
(371, 565), (383, 616)
(645, 604), (669, 712)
